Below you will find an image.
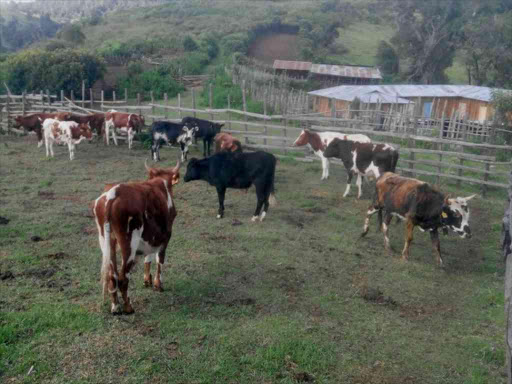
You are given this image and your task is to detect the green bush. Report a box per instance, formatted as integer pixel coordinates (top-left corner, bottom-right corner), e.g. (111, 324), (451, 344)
(118, 69), (185, 99)
(183, 35), (198, 52)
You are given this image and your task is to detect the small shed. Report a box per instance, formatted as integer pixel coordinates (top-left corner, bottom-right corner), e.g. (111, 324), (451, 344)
(273, 60), (312, 78)
(308, 84), (508, 121)
(309, 64), (382, 86)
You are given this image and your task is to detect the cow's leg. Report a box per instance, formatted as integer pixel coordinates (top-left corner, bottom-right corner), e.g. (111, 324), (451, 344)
(107, 238), (121, 314)
(216, 186), (226, 219)
(68, 142), (75, 161)
(151, 140), (158, 162)
(128, 128), (134, 149)
(430, 229), (443, 267)
(144, 253), (155, 287)
(382, 214), (393, 252)
(252, 182), (266, 222)
(361, 205), (379, 237)
(36, 128), (43, 148)
(356, 173), (363, 199)
(203, 138), (207, 158)
(401, 218), (415, 261)
(207, 138), (212, 157)
(49, 139), (55, 158)
(343, 171), (353, 197)
(105, 122), (111, 146)
(180, 142), (186, 162)
(45, 136), (50, 158)
(112, 127), (118, 146)
(320, 157), (329, 180)
(118, 226), (142, 314)
(153, 244), (169, 292)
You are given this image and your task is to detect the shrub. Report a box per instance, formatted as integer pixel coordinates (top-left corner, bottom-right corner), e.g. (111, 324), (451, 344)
(118, 69), (185, 99)
(183, 35), (198, 52)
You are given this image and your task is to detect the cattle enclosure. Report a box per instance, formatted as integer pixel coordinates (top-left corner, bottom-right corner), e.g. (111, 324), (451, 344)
(0, 131), (506, 383)
(1, 84), (511, 198)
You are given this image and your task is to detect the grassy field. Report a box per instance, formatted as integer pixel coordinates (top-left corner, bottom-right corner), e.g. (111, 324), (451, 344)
(0, 132), (507, 383)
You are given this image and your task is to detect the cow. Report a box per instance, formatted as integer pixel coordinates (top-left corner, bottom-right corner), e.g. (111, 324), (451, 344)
(360, 172), (475, 266)
(292, 128), (371, 180)
(150, 121), (197, 162)
(68, 113), (106, 137)
(93, 159), (181, 314)
(105, 111), (145, 149)
(13, 112), (72, 147)
(184, 151), (276, 221)
(182, 116), (224, 157)
(214, 132), (243, 153)
(42, 119), (93, 160)
(323, 138), (399, 199)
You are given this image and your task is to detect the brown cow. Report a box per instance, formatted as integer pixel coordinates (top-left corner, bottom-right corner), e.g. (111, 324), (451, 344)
(361, 172), (475, 266)
(105, 111), (145, 149)
(214, 132), (243, 153)
(93, 159), (180, 314)
(68, 113), (105, 137)
(13, 112), (71, 147)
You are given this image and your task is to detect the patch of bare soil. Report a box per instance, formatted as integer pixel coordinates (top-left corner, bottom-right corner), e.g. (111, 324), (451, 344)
(46, 252), (70, 260)
(351, 362), (417, 384)
(248, 33), (301, 65)
(38, 190), (55, 200)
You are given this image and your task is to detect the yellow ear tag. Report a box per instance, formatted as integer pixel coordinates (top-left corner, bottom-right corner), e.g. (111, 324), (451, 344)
(442, 212), (448, 218)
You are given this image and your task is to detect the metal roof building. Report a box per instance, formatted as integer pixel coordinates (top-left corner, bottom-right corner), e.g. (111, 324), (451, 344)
(272, 60), (312, 71)
(309, 64), (382, 80)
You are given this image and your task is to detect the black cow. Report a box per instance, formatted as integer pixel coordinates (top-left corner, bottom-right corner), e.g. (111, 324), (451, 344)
(323, 138), (399, 199)
(183, 151), (277, 221)
(182, 116), (224, 157)
(360, 172), (475, 266)
(151, 121), (196, 162)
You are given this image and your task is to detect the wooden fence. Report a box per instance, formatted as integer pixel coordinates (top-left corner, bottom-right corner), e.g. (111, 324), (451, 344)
(1, 88), (511, 197)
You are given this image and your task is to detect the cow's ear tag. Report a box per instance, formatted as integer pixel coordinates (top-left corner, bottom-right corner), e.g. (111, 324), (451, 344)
(441, 212), (448, 219)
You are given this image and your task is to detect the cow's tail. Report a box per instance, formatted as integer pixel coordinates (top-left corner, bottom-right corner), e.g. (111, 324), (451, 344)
(390, 150), (399, 173)
(100, 193), (116, 301)
(269, 157), (277, 207)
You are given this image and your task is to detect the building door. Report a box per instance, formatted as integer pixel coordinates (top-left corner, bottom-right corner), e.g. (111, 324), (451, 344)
(478, 106), (488, 122)
(423, 101), (432, 118)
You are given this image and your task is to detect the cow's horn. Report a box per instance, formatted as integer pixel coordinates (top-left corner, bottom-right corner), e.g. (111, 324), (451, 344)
(145, 158), (151, 172)
(173, 158), (181, 172)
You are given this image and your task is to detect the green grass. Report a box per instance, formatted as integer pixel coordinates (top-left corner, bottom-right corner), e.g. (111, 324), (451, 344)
(0, 133), (506, 383)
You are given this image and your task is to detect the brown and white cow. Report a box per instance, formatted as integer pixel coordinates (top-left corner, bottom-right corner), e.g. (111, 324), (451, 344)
(42, 119), (93, 160)
(214, 132), (243, 153)
(13, 112), (72, 147)
(105, 111), (145, 149)
(68, 113), (106, 137)
(323, 138), (399, 199)
(292, 129), (371, 180)
(93, 160), (180, 314)
(361, 172), (475, 266)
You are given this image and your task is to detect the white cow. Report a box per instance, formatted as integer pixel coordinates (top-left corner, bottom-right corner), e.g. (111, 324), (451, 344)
(43, 119), (93, 160)
(292, 129), (371, 180)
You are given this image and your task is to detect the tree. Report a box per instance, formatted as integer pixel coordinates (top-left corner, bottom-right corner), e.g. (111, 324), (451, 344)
(56, 24), (86, 45)
(183, 36), (198, 52)
(390, 0), (464, 84)
(376, 41), (399, 76)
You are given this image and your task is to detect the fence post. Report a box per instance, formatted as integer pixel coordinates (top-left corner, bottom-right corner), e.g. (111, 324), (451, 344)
(61, 90), (64, 105)
(90, 88), (94, 107)
(263, 90), (267, 146)
(22, 91), (26, 116)
(178, 93), (182, 119)
(137, 93), (141, 116)
(113, 90), (116, 103)
(164, 93), (168, 120)
(150, 91), (155, 123)
(457, 158), (464, 189)
(209, 83), (214, 122)
(82, 80), (85, 108)
(242, 80), (248, 144)
(437, 153), (442, 186)
(482, 162), (490, 197)
(71, 90), (75, 105)
(331, 98), (336, 119)
(101, 90), (104, 109)
(125, 88), (128, 103)
(46, 90), (51, 109)
(6, 96), (10, 134)
(40, 90), (45, 111)
(192, 89), (196, 118)
(227, 93), (232, 132)
(283, 104), (288, 155)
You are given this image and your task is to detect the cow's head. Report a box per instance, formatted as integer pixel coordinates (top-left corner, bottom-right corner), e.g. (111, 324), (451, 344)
(441, 194), (476, 238)
(292, 129), (310, 147)
(79, 123), (93, 140)
(214, 123), (224, 134)
(183, 158), (202, 182)
(13, 116), (22, 128)
(145, 158), (181, 186)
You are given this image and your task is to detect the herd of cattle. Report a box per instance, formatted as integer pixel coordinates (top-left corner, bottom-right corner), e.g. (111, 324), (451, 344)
(13, 110), (475, 314)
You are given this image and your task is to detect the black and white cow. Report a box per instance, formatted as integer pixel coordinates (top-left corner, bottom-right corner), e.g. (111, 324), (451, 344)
(323, 138), (399, 199)
(183, 151), (277, 221)
(150, 121), (197, 162)
(182, 116), (224, 157)
(361, 172), (475, 266)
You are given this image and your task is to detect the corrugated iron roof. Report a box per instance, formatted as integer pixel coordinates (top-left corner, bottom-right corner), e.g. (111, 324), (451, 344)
(310, 64), (382, 79)
(358, 91), (413, 104)
(308, 84), (512, 102)
(273, 60), (312, 71)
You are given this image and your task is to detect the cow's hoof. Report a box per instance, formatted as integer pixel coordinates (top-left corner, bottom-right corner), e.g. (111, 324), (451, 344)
(153, 285), (163, 292)
(111, 303), (122, 315)
(143, 279), (153, 288)
(251, 216), (258, 222)
(259, 212), (266, 222)
(123, 303), (135, 315)
(216, 214), (222, 219)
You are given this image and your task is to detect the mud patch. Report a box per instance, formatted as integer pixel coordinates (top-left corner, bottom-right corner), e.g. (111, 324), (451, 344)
(24, 268), (57, 279)
(362, 287), (398, 308)
(46, 252), (70, 260)
(43, 277), (72, 291)
(38, 190), (55, 200)
(0, 216), (9, 225)
(227, 297), (256, 306)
